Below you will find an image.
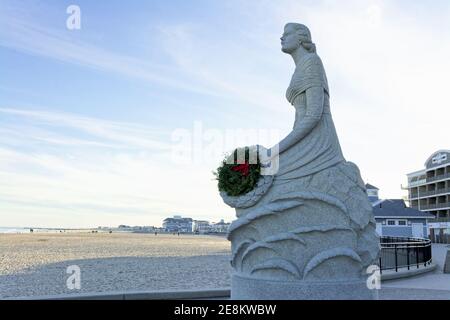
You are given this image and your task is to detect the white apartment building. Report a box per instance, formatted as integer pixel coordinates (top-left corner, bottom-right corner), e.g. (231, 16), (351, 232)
(405, 150), (450, 243)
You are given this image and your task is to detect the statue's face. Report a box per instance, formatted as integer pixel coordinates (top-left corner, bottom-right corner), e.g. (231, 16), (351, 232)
(281, 24), (300, 54)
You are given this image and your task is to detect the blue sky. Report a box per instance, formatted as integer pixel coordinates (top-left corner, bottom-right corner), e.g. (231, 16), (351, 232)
(1, 0), (449, 228)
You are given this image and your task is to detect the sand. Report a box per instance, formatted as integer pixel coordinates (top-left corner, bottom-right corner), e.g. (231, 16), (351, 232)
(0, 232), (231, 299)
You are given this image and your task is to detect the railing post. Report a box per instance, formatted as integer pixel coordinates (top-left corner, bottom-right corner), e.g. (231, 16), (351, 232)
(395, 244), (398, 272)
(424, 244), (427, 267)
(416, 246), (419, 269)
(407, 244), (410, 270)
(379, 257), (382, 275)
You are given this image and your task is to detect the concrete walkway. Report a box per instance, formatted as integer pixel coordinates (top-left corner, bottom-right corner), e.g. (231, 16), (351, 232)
(379, 244), (450, 299)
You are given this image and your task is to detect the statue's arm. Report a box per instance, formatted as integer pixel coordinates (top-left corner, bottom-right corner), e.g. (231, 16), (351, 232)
(271, 86), (324, 155)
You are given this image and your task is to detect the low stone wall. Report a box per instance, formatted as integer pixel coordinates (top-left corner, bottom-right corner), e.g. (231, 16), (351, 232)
(380, 263), (437, 281)
(7, 288), (231, 301)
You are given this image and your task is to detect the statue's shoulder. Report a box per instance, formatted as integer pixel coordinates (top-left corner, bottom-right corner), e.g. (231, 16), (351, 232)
(291, 53), (329, 96)
(299, 53), (324, 73)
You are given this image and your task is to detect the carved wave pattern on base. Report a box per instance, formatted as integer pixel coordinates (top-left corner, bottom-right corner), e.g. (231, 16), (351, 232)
(251, 258), (301, 278)
(229, 191), (378, 281)
(302, 247), (362, 279)
(227, 190), (352, 240)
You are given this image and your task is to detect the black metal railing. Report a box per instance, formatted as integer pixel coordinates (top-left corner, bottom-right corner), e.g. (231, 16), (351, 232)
(379, 236), (432, 273)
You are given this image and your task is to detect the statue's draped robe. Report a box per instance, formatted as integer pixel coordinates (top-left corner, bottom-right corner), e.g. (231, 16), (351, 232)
(276, 53), (345, 181)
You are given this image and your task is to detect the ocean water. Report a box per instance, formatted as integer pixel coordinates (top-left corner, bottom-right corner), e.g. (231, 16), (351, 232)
(0, 227), (31, 234)
(0, 227), (88, 234)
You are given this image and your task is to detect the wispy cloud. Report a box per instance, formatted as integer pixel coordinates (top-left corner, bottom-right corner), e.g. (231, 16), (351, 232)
(0, 108), (172, 150)
(0, 107), (233, 228)
(0, 4), (221, 98)
(157, 24), (289, 113)
(0, 1), (291, 115)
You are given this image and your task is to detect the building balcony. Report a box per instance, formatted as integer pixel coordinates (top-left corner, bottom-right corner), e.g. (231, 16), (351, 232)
(409, 187), (450, 199)
(418, 202), (450, 211)
(406, 179), (427, 188)
(406, 175), (450, 189)
(426, 172), (450, 183)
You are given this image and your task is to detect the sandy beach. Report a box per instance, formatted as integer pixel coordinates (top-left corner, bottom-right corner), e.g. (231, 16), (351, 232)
(0, 232), (231, 299)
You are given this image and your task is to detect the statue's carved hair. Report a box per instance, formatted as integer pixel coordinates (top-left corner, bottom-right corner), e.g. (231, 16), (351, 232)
(286, 23), (317, 53)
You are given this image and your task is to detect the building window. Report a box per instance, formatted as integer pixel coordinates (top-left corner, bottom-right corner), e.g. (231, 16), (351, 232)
(387, 220), (396, 226)
(367, 190), (377, 197)
(397, 220), (407, 226)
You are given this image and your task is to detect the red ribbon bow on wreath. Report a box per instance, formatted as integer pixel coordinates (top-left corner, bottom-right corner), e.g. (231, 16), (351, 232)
(231, 163), (250, 177)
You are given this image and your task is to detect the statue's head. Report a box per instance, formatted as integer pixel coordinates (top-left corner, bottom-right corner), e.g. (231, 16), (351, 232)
(281, 23), (316, 54)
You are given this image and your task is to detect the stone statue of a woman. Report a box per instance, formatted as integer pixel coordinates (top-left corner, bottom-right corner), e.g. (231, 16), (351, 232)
(221, 23), (379, 300)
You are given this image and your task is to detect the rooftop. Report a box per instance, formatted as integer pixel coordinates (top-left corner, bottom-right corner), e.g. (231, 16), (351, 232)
(365, 183), (379, 190)
(163, 217), (193, 222)
(373, 199), (436, 219)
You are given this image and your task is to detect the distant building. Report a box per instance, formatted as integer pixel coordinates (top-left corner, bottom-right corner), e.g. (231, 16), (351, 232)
(373, 199), (435, 238)
(162, 215), (193, 233)
(132, 226), (155, 233)
(404, 150), (450, 243)
(366, 183), (380, 204)
(193, 220), (211, 234)
(115, 225), (155, 233)
(366, 184), (435, 238)
(210, 219), (230, 233)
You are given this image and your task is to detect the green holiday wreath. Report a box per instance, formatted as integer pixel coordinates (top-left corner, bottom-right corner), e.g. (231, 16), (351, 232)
(214, 147), (262, 197)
